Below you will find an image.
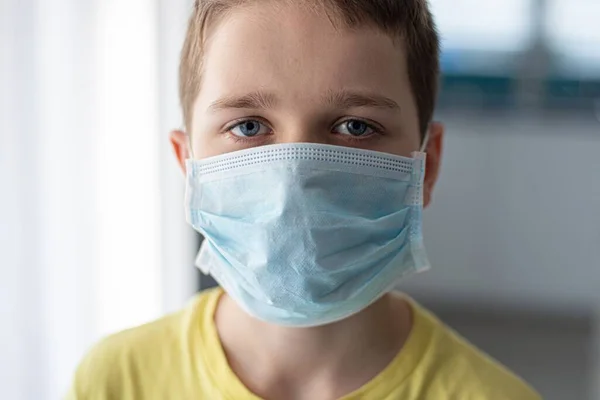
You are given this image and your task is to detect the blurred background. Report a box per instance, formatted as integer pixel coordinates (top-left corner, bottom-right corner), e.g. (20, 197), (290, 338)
(1, 0), (599, 399)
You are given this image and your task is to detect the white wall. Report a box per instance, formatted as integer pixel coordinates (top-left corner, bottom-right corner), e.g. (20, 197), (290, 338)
(1, 2), (49, 399)
(401, 111), (600, 399)
(1, 0), (197, 398)
(157, 0), (198, 314)
(404, 111), (600, 313)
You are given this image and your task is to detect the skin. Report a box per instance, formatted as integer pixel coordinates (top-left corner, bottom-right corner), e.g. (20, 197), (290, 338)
(171, 3), (444, 400)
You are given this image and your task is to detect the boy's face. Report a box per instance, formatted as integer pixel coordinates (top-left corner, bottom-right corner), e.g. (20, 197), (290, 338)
(172, 3), (443, 205)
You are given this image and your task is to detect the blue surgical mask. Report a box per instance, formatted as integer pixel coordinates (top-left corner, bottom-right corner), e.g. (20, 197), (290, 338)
(185, 143), (430, 327)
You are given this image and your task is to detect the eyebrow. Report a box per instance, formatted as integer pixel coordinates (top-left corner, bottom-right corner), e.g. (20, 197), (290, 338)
(208, 91), (278, 111)
(323, 90), (401, 111)
(208, 89), (400, 112)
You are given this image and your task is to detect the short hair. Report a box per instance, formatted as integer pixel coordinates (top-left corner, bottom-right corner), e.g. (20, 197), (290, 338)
(179, 0), (440, 136)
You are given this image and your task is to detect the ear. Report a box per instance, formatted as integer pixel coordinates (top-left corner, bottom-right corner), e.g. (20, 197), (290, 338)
(170, 130), (191, 174)
(423, 122), (444, 208)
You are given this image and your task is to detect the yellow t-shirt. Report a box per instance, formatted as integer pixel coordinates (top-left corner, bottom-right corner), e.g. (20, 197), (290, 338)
(67, 288), (541, 400)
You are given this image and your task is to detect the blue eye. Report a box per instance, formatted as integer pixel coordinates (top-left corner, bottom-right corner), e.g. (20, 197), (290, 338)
(229, 120), (270, 137)
(333, 120), (375, 137)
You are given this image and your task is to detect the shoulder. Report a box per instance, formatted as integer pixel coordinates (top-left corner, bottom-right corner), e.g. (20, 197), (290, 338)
(67, 289), (220, 399)
(68, 310), (187, 399)
(410, 301), (542, 400)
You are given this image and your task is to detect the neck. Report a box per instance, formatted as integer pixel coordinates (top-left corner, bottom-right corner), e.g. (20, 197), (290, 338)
(215, 292), (412, 399)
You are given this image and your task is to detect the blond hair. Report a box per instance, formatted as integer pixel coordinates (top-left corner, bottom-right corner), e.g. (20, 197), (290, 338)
(179, 0), (440, 136)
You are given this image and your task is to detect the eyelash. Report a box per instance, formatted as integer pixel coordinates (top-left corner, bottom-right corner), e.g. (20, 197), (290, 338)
(222, 117), (273, 144)
(222, 117), (385, 144)
(335, 119), (384, 143)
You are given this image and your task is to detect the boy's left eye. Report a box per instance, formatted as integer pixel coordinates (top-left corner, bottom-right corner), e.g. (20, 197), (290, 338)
(333, 120), (376, 137)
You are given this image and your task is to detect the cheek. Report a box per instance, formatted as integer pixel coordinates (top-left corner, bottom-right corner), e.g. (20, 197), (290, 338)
(372, 112), (421, 157)
(189, 113), (223, 158)
(366, 90), (421, 157)
(191, 133), (230, 159)
(189, 106), (235, 159)
(370, 134), (420, 157)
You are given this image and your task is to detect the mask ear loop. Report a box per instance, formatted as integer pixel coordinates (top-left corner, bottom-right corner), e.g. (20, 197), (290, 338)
(419, 125), (431, 153)
(186, 131), (195, 160)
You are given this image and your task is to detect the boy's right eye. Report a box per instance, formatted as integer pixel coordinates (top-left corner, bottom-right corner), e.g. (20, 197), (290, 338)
(228, 119), (271, 137)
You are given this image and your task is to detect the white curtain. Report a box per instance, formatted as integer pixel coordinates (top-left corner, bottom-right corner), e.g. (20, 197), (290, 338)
(0, 0), (196, 399)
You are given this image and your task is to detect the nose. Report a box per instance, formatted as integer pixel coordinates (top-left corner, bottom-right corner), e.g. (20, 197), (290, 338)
(275, 121), (333, 145)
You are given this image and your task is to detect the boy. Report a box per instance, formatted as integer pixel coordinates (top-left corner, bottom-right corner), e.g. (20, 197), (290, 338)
(69, 1), (541, 399)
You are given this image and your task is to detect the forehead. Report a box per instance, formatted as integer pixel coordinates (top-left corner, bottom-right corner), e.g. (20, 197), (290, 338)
(196, 3), (415, 114)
